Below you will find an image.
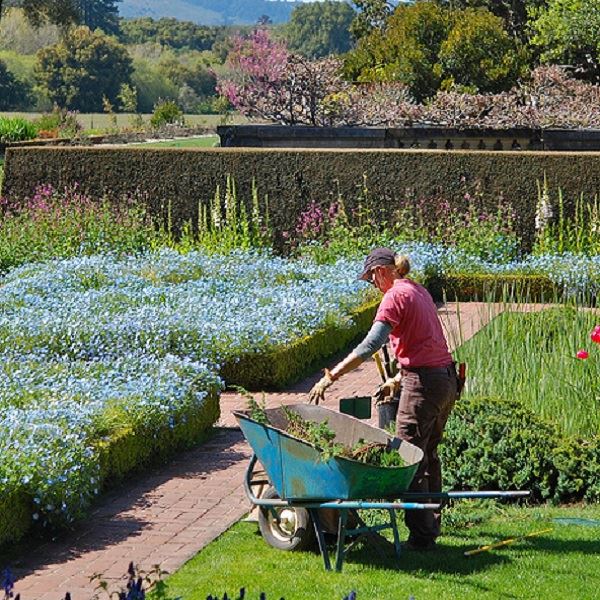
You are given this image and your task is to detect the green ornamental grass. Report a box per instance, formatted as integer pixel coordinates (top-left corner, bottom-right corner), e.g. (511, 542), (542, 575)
(0, 116), (37, 143)
(454, 305), (600, 438)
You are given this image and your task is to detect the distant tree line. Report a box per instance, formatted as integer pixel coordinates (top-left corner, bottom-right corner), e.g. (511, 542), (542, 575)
(1, 0), (599, 116)
(118, 17), (224, 52)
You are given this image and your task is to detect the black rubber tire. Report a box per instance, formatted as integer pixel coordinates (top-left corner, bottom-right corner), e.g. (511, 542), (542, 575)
(258, 487), (316, 551)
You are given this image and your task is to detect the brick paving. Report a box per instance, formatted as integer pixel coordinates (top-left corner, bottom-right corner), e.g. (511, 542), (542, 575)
(10, 302), (504, 599)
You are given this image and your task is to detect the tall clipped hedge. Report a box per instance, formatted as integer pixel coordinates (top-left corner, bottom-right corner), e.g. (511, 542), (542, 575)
(4, 147), (600, 249)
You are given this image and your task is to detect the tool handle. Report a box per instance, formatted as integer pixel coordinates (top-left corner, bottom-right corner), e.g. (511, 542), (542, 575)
(373, 352), (387, 383)
(381, 344), (392, 379)
(464, 528), (553, 557)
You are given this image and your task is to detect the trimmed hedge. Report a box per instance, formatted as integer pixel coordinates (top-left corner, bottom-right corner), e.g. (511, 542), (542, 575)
(0, 301), (376, 548)
(5, 147), (600, 249)
(440, 396), (600, 503)
(0, 392), (220, 548)
(0, 487), (30, 547)
(221, 299), (379, 389)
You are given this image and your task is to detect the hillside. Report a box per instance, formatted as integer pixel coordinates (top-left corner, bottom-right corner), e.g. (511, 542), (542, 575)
(119, 0), (307, 25)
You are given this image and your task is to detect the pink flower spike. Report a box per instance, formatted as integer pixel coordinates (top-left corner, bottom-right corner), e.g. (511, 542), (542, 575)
(576, 349), (589, 360)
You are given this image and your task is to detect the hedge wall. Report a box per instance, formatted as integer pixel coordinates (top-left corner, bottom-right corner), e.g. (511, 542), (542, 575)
(4, 147), (600, 249)
(429, 273), (565, 303)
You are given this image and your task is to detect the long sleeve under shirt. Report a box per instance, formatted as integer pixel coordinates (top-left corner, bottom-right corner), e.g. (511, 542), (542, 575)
(353, 320), (392, 360)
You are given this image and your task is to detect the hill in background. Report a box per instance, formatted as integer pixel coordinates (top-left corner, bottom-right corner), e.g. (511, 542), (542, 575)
(119, 0), (308, 25)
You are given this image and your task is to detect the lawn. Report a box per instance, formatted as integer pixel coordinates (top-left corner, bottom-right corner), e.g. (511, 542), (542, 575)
(1, 112), (249, 131)
(131, 135), (219, 148)
(154, 504), (600, 600)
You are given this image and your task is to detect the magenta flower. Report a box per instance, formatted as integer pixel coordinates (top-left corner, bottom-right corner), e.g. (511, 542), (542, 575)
(576, 349), (589, 360)
(591, 326), (600, 345)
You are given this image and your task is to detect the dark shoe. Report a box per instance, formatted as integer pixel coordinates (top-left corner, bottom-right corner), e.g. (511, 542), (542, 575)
(402, 539), (437, 552)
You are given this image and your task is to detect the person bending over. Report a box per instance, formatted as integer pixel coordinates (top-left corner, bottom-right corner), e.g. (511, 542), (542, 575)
(308, 247), (458, 551)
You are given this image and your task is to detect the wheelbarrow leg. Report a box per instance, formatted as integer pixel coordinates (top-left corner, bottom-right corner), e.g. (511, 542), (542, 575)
(335, 509), (349, 572)
(309, 509), (332, 571)
(388, 509), (401, 559)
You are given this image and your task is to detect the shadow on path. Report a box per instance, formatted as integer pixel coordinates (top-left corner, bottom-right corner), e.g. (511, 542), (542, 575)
(6, 428), (248, 581)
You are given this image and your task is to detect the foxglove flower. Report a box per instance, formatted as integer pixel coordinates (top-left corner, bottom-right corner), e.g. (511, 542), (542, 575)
(535, 183), (553, 231)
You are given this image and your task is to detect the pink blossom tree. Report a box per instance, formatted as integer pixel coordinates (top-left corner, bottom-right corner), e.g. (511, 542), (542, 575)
(219, 34), (600, 130)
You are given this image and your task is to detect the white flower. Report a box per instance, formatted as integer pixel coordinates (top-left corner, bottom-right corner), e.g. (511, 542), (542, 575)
(535, 182), (553, 231)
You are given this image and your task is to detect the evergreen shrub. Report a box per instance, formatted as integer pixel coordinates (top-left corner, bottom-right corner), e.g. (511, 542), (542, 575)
(441, 396), (600, 503)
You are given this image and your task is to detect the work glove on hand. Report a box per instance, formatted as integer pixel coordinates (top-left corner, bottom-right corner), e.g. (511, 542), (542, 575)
(380, 374), (402, 399)
(308, 369), (334, 405)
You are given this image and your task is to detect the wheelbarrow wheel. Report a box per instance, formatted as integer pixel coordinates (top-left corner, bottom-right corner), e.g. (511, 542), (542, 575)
(258, 487), (316, 551)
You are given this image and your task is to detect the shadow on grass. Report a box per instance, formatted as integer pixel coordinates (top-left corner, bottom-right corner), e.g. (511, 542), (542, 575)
(341, 541), (508, 575)
(247, 527), (508, 576)
(263, 527), (600, 577)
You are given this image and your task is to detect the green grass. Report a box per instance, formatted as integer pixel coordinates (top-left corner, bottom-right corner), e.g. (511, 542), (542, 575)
(1, 112), (248, 131)
(454, 306), (600, 438)
(131, 135), (219, 148)
(153, 504), (600, 600)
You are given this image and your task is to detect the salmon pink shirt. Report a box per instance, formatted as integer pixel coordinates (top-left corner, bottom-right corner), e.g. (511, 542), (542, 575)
(374, 279), (452, 368)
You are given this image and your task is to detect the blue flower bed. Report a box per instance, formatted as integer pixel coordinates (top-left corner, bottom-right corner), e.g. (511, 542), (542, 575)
(0, 250), (371, 362)
(3, 244), (595, 539)
(1, 352), (220, 528)
(0, 249), (372, 536)
(393, 242), (600, 296)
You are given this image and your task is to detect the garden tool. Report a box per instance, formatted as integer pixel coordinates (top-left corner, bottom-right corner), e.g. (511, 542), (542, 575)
(372, 350), (400, 429)
(457, 362), (467, 396)
(464, 527), (553, 557)
(381, 344), (397, 378)
(373, 352), (387, 384)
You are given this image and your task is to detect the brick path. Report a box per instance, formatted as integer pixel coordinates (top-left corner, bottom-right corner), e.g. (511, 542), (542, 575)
(10, 302), (502, 599)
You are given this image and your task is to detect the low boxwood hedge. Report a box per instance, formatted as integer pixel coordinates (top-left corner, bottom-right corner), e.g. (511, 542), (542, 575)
(423, 272), (569, 303)
(0, 392), (220, 548)
(220, 299), (379, 389)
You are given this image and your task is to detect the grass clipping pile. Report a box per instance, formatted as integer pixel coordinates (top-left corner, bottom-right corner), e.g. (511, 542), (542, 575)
(247, 397), (406, 468)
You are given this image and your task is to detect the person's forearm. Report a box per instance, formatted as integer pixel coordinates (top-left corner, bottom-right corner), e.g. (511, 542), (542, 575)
(328, 352), (364, 381)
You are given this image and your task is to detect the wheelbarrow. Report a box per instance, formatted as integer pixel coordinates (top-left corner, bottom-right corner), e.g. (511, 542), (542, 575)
(234, 404), (529, 571)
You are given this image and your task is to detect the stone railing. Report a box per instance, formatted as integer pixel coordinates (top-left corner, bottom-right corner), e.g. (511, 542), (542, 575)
(217, 125), (600, 151)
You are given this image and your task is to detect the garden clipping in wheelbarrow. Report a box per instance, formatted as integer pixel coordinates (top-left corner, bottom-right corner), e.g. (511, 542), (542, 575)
(246, 396), (406, 468)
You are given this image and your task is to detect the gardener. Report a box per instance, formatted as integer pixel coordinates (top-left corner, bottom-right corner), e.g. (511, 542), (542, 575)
(308, 247), (458, 551)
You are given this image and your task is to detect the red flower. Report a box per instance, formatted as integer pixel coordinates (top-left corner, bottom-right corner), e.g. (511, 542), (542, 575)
(591, 325), (600, 344)
(576, 349), (589, 360)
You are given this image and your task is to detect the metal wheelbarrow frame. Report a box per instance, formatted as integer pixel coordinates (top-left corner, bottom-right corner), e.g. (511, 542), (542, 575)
(235, 405), (530, 572)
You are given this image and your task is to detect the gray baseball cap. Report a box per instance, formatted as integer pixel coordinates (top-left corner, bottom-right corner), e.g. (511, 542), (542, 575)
(358, 247), (396, 281)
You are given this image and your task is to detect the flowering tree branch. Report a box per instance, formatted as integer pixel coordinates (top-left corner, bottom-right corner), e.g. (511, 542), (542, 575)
(218, 34), (600, 131)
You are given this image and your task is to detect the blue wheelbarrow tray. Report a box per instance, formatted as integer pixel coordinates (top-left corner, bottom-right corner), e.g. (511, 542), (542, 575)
(233, 404), (424, 501)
